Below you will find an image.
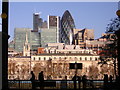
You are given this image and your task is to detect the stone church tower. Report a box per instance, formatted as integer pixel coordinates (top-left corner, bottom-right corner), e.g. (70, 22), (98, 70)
(23, 32), (30, 56)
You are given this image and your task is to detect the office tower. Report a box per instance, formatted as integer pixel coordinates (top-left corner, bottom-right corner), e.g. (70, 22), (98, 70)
(14, 28), (31, 52)
(48, 15), (60, 43)
(48, 15), (60, 29)
(60, 10), (76, 45)
(33, 13), (48, 31)
(73, 28), (94, 47)
(14, 28), (40, 52)
(33, 13), (43, 31)
(40, 28), (58, 47)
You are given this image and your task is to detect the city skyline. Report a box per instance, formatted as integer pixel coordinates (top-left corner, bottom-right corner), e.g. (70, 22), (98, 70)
(7, 2), (118, 41)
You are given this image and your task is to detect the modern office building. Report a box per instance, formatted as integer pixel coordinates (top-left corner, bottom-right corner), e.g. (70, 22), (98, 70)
(48, 15), (60, 43)
(14, 28), (31, 52)
(38, 15), (60, 47)
(30, 31), (41, 50)
(33, 13), (47, 31)
(48, 15), (60, 29)
(60, 10), (76, 45)
(13, 28), (41, 52)
(10, 14), (61, 52)
(33, 13), (42, 31)
(39, 28), (58, 47)
(73, 28), (94, 46)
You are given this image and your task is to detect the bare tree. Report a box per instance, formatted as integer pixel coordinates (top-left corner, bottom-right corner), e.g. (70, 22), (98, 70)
(88, 65), (99, 80)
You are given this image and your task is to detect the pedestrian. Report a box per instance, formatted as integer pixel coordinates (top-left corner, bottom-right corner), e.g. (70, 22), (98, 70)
(109, 75), (113, 83)
(72, 74), (77, 89)
(103, 74), (108, 89)
(77, 76), (81, 89)
(30, 71), (35, 89)
(82, 75), (87, 90)
(38, 71), (44, 90)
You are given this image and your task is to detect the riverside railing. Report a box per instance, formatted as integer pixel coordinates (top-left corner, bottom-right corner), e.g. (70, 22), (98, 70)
(8, 80), (104, 89)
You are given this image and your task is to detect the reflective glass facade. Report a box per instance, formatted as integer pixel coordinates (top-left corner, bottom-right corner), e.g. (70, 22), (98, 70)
(40, 28), (57, 47)
(14, 28), (31, 52)
(14, 28), (40, 52)
(60, 10), (76, 45)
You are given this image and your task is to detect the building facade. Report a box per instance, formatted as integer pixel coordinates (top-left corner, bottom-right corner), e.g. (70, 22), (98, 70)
(8, 53), (100, 80)
(12, 28), (41, 52)
(33, 13), (43, 31)
(8, 42), (115, 80)
(60, 10), (76, 45)
(73, 28), (94, 46)
(14, 28), (31, 52)
(39, 28), (58, 47)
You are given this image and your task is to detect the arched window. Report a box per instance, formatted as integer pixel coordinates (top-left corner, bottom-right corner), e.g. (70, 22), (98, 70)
(75, 57), (77, 60)
(44, 57), (46, 60)
(59, 57), (61, 60)
(95, 57), (98, 61)
(33, 57), (35, 60)
(39, 57), (41, 60)
(90, 57), (92, 61)
(80, 57), (82, 60)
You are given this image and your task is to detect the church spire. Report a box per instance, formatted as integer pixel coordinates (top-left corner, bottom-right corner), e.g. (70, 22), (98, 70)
(25, 31), (28, 44)
(23, 32), (30, 56)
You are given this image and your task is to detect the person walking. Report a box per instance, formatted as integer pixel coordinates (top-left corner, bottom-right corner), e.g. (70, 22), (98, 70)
(72, 74), (77, 89)
(82, 75), (87, 90)
(104, 74), (108, 89)
(38, 71), (44, 90)
(30, 71), (35, 89)
(77, 76), (81, 89)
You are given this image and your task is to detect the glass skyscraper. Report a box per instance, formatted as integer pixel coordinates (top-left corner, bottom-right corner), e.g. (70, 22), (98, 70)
(13, 28), (40, 52)
(60, 10), (76, 45)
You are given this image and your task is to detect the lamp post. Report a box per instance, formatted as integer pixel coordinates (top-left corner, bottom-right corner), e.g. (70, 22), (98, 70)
(2, 0), (9, 89)
(115, 9), (120, 88)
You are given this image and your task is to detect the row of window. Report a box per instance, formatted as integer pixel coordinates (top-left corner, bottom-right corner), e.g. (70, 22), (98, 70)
(32, 57), (99, 61)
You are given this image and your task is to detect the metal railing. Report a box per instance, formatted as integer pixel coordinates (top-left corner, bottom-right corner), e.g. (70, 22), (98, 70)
(8, 80), (105, 89)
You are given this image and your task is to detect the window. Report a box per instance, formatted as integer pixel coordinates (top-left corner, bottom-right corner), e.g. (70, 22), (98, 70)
(95, 57), (97, 61)
(75, 57), (77, 60)
(33, 57), (35, 60)
(59, 76), (62, 78)
(80, 57), (82, 60)
(39, 57), (41, 60)
(44, 57), (46, 60)
(90, 57), (92, 61)
(64, 57), (67, 59)
(85, 57), (87, 60)
(59, 57), (61, 60)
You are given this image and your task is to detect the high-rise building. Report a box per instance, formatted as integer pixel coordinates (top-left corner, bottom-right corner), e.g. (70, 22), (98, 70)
(33, 13), (48, 31)
(13, 28), (40, 52)
(39, 28), (58, 47)
(73, 28), (94, 45)
(33, 13), (43, 31)
(14, 28), (31, 52)
(48, 15), (60, 43)
(60, 10), (76, 45)
(48, 15), (60, 29)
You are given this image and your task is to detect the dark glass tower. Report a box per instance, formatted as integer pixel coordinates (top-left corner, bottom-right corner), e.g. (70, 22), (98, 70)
(60, 10), (75, 45)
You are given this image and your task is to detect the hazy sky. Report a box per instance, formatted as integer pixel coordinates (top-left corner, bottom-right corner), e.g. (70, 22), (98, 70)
(0, 1), (118, 40)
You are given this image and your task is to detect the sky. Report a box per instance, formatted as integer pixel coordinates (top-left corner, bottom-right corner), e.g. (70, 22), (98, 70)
(0, 1), (118, 41)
